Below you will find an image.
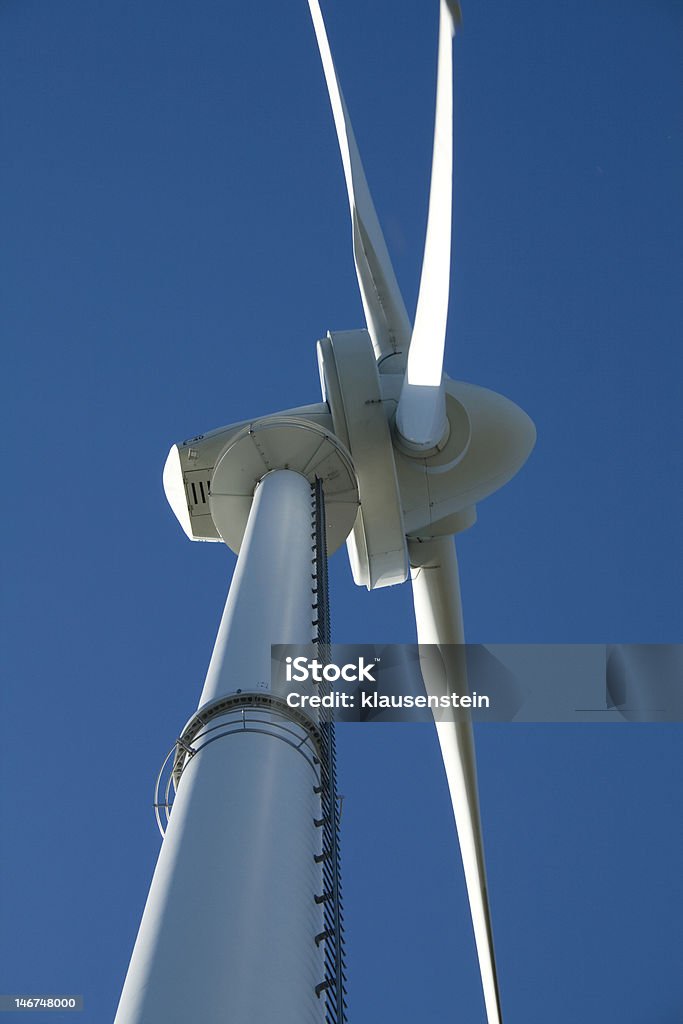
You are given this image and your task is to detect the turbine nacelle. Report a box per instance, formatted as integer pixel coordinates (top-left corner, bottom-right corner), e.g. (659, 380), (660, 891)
(162, 402), (357, 553)
(164, 326), (535, 590)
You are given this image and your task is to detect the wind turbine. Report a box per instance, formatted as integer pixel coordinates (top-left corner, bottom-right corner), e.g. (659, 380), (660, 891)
(115, 1), (535, 1022)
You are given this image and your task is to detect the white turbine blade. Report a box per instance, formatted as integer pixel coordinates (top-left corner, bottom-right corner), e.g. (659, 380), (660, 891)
(307, 0), (412, 361)
(409, 535), (504, 1024)
(396, 0), (461, 451)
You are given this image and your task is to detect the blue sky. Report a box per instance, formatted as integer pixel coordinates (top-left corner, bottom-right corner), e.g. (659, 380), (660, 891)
(1, 1), (681, 1021)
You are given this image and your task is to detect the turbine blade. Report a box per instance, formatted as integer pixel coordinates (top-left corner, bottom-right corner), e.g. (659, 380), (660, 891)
(409, 535), (504, 1024)
(396, 0), (460, 451)
(307, 0), (412, 361)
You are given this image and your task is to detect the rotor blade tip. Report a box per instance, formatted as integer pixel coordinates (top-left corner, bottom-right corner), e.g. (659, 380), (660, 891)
(445, 0), (463, 32)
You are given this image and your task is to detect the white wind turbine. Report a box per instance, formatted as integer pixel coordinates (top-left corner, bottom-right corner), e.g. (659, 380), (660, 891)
(115, 2), (535, 1022)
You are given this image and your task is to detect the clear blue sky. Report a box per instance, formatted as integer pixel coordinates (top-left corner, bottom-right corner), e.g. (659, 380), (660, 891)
(1, 1), (681, 1021)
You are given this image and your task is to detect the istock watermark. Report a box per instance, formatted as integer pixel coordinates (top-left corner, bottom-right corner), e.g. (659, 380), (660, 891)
(284, 655), (378, 684)
(271, 644), (683, 723)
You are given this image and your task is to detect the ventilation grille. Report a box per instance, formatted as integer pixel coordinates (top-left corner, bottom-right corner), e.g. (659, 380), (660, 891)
(184, 471), (212, 514)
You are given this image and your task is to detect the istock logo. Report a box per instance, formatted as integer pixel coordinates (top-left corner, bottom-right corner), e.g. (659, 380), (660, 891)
(285, 656), (378, 683)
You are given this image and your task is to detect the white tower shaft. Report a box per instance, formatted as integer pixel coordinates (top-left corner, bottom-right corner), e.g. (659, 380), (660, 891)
(202, 469), (317, 704)
(115, 470), (327, 1024)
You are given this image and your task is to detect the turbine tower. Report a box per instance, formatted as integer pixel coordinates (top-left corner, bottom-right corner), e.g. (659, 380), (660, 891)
(115, 2), (535, 1022)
